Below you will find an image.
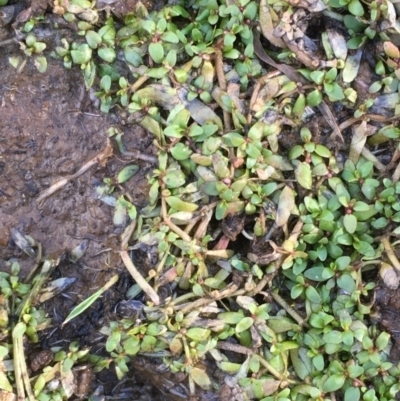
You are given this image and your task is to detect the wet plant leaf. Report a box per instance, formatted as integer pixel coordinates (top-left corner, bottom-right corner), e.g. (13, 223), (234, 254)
(345, 386), (360, 401)
(219, 361), (241, 373)
(186, 327), (211, 342)
(275, 186), (295, 227)
(235, 317), (254, 333)
(117, 165), (139, 183)
(295, 162), (312, 189)
(343, 214), (357, 234)
(322, 373), (345, 392)
(98, 47), (116, 63)
(69, 240), (89, 263)
(63, 275), (118, 326)
(71, 44), (92, 65)
(12, 322), (26, 339)
(166, 196), (199, 212)
(343, 49), (362, 83)
(190, 367), (211, 390)
(348, 0), (364, 15)
(149, 42), (164, 64)
(86, 30), (102, 49)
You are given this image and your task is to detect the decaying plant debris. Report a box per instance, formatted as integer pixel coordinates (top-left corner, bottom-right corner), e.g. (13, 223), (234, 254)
(2, 0), (400, 399)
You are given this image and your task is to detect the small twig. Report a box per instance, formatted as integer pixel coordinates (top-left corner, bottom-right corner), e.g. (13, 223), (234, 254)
(177, 284), (239, 314)
(392, 157), (400, 182)
(36, 139), (113, 203)
(120, 250), (160, 305)
(161, 196), (193, 243)
(338, 116), (362, 131)
(0, 38), (19, 47)
(269, 291), (309, 327)
(214, 47), (232, 132)
(217, 341), (252, 355)
(18, 336), (35, 401)
(130, 75), (151, 92)
(382, 238), (400, 272)
(361, 147), (386, 172)
(13, 336), (25, 401)
(216, 341), (288, 381)
(248, 73), (282, 124)
(119, 149), (157, 164)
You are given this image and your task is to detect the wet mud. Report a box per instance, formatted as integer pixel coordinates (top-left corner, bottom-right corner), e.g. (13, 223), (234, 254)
(0, 27), (168, 400)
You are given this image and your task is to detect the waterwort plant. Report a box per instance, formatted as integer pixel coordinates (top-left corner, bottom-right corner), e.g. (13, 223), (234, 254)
(6, 0), (400, 398)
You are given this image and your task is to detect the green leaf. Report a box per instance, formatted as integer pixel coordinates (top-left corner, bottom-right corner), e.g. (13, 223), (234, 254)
(289, 145), (304, 160)
(106, 331), (121, 352)
(315, 144), (331, 158)
(375, 332), (390, 351)
(306, 89), (322, 106)
(291, 283), (304, 299)
(348, 364), (364, 378)
(161, 31), (179, 43)
(124, 49), (143, 67)
(71, 44), (92, 65)
(304, 265), (325, 281)
(170, 143), (192, 160)
(117, 165), (139, 183)
(275, 186), (295, 227)
(290, 348), (312, 380)
(0, 346), (8, 358)
(343, 214), (357, 234)
(190, 367), (211, 390)
(149, 42), (164, 63)
(98, 47), (116, 63)
(353, 201), (369, 211)
(348, 0), (364, 15)
(163, 170), (186, 188)
(166, 196), (198, 212)
(310, 71), (325, 85)
(12, 322), (27, 339)
(325, 82), (345, 100)
(215, 201), (227, 220)
(100, 75), (111, 92)
(123, 337), (140, 355)
(218, 312), (245, 324)
(34, 56), (47, 73)
(186, 327), (211, 342)
(305, 286), (321, 303)
(345, 386), (360, 401)
(86, 30), (102, 49)
(337, 274), (356, 293)
(295, 162), (312, 189)
(235, 317), (254, 333)
(63, 275), (118, 325)
(312, 354), (324, 371)
(322, 373), (346, 392)
(219, 361), (241, 373)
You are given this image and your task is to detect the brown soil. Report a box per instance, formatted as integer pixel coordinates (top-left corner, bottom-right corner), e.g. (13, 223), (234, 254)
(0, 8), (174, 400)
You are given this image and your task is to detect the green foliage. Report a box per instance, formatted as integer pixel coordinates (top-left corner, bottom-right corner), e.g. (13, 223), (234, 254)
(12, 0), (400, 398)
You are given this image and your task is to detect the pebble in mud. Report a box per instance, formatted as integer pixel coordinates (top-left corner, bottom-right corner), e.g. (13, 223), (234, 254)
(74, 365), (94, 399)
(29, 349), (54, 372)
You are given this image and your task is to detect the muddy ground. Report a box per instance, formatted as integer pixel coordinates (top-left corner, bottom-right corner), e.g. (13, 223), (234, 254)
(0, 9), (180, 399)
(2, 1), (400, 401)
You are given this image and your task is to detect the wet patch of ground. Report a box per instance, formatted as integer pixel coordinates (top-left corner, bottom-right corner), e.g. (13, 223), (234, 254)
(0, 31), (170, 400)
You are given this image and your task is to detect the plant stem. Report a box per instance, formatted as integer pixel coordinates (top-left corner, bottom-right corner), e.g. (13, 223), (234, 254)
(382, 238), (400, 272)
(120, 251), (160, 305)
(269, 291), (308, 327)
